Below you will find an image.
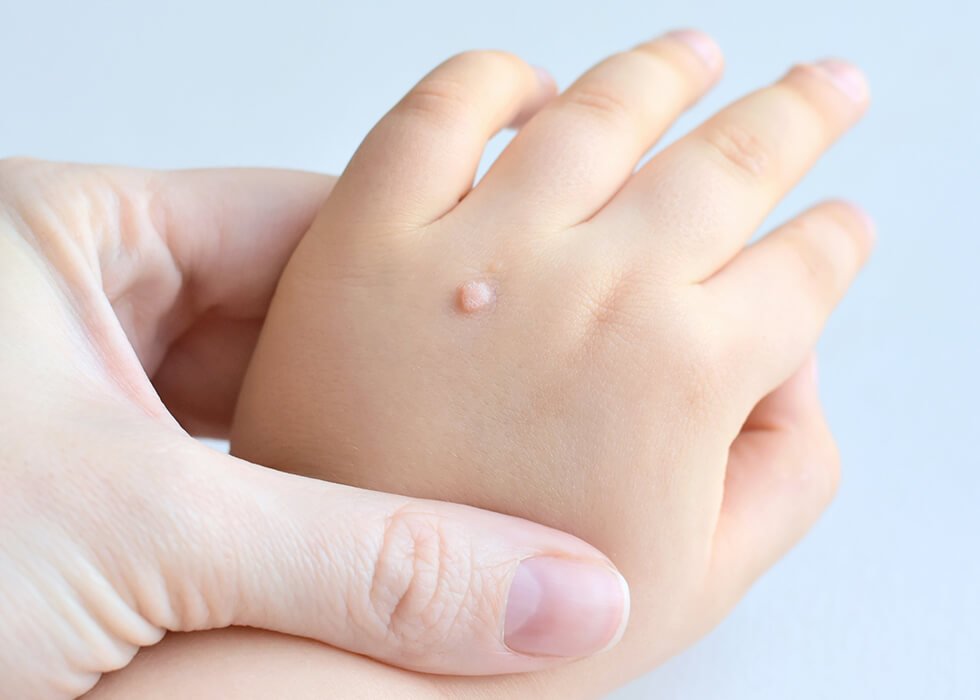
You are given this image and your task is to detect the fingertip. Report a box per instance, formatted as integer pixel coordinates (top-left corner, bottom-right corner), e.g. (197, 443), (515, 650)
(600, 567), (631, 654)
(813, 58), (870, 104)
(825, 199), (877, 257)
(508, 64), (557, 128)
(846, 200), (877, 245)
(503, 557), (630, 659)
(664, 28), (725, 76)
(532, 64), (557, 94)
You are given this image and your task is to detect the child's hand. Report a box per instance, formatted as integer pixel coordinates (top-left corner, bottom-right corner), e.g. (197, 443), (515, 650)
(233, 30), (872, 693)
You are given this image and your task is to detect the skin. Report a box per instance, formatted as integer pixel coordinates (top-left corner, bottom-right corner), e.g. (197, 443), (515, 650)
(90, 30), (873, 699)
(0, 160), (632, 698)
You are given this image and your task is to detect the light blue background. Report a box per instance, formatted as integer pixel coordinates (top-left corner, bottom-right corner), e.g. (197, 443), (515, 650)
(2, 1), (977, 697)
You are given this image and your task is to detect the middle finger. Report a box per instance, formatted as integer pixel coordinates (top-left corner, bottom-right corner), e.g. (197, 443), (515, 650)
(595, 59), (869, 280)
(460, 30), (723, 231)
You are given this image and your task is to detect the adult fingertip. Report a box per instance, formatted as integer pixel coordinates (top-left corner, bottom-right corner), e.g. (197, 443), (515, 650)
(503, 556), (630, 658)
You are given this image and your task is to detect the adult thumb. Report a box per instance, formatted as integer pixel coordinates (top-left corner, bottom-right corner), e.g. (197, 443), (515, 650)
(122, 440), (630, 676)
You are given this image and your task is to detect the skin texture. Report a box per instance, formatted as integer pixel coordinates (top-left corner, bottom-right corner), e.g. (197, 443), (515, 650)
(0, 159), (635, 699)
(91, 30), (873, 699)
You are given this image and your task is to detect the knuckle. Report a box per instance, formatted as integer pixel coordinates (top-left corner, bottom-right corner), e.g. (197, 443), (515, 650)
(397, 51), (520, 128)
(567, 270), (730, 419)
(701, 121), (771, 181)
(631, 40), (678, 66)
(577, 268), (649, 348)
(448, 48), (522, 75)
(366, 506), (481, 654)
(1, 165), (137, 287)
(398, 77), (472, 126)
(647, 292), (730, 415)
(572, 273), (730, 416)
(674, 323), (729, 411)
(667, 304), (731, 410)
(595, 47), (695, 123)
(106, 441), (245, 632)
(631, 41), (700, 88)
(564, 80), (634, 126)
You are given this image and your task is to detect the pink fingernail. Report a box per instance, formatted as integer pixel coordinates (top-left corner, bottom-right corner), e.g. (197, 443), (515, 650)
(504, 557), (630, 658)
(814, 59), (869, 103)
(855, 206), (877, 240)
(666, 29), (723, 72)
(841, 200), (877, 243)
(532, 65), (556, 91)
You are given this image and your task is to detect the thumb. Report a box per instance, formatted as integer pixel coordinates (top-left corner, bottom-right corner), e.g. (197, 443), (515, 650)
(126, 439), (630, 676)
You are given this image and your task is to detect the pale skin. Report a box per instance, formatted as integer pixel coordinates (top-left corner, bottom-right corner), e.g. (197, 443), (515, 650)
(1, 168), (637, 693)
(86, 29), (874, 699)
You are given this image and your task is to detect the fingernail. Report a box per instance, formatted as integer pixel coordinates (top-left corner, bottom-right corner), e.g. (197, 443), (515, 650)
(841, 200), (877, 244)
(854, 206), (877, 240)
(504, 557), (630, 658)
(532, 65), (555, 91)
(665, 29), (723, 72)
(814, 59), (869, 103)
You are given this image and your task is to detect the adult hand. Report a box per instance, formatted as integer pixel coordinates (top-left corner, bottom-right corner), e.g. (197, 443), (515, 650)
(0, 159), (629, 699)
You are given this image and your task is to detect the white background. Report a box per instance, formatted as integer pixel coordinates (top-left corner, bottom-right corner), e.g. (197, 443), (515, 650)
(2, 1), (977, 697)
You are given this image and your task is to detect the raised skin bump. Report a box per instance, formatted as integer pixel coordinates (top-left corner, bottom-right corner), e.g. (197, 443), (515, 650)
(456, 280), (496, 314)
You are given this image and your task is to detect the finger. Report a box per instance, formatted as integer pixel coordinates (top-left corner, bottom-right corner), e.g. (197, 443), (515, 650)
(146, 167), (336, 320)
(599, 59), (869, 279)
(151, 317), (261, 438)
(708, 355), (839, 610)
(326, 51), (555, 227)
(0, 160), (337, 436)
(135, 168), (336, 433)
(462, 30), (722, 230)
(707, 200), (874, 400)
(108, 435), (630, 677)
(0, 161), (335, 341)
